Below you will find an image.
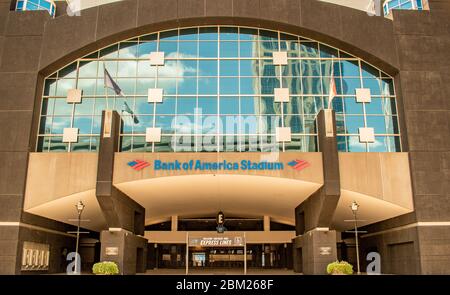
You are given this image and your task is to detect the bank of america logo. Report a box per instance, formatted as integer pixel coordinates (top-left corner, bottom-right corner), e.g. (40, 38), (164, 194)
(127, 160), (150, 171)
(288, 160), (310, 171)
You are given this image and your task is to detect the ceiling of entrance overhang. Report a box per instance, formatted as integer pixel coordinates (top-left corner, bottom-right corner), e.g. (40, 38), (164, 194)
(23, 174), (413, 232)
(115, 174), (322, 226)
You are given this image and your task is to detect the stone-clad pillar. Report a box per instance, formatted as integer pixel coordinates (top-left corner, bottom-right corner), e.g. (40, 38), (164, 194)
(0, 6), (52, 274)
(96, 110), (147, 274)
(292, 109), (340, 274)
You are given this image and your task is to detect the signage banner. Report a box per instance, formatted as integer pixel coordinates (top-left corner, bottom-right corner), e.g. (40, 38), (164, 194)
(189, 236), (245, 247)
(127, 158), (311, 172)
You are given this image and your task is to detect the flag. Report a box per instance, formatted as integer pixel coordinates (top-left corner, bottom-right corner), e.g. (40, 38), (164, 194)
(122, 101), (139, 124)
(104, 68), (124, 96)
(327, 67), (337, 110)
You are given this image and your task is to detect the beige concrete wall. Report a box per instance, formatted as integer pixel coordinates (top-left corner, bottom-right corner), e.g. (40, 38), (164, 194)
(339, 152), (413, 210)
(113, 152), (323, 185)
(24, 153), (98, 209)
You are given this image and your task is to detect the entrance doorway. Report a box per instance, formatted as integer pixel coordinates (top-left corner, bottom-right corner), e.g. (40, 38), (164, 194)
(192, 252), (206, 267)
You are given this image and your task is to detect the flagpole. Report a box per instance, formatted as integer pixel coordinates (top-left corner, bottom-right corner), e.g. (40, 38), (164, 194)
(327, 57), (335, 110)
(103, 62), (139, 125)
(103, 61), (110, 110)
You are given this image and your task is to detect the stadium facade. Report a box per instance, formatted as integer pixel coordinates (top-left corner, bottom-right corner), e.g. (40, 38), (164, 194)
(0, 0), (449, 274)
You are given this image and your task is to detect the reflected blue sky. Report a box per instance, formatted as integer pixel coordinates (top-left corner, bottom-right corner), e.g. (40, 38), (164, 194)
(39, 26), (400, 153)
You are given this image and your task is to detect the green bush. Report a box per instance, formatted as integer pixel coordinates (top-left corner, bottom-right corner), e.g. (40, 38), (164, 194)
(326, 261), (354, 275)
(92, 261), (119, 275)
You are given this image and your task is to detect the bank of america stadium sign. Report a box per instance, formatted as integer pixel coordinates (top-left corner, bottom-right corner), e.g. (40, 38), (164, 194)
(128, 159), (310, 172)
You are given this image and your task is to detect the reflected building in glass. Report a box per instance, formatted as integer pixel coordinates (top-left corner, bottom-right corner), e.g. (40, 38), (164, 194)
(38, 26), (401, 153)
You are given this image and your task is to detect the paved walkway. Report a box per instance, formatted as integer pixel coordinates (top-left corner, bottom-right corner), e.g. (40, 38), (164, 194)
(142, 268), (301, 275)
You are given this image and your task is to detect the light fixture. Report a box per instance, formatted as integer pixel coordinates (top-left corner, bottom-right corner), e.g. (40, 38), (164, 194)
(351, 200), (359, 213)
(76, 201), (85, 215)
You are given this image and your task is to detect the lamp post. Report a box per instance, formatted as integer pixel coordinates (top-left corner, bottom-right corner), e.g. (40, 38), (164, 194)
(351, 201), (361, 275)
(74, 200), (85, 274)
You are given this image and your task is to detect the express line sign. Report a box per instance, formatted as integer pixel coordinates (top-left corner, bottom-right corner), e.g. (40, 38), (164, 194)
(127, 159), (310, 172)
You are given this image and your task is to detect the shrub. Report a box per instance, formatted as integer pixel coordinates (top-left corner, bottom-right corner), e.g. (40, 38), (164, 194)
(92, 261), (119, 275)
(326, 261), (354, 275)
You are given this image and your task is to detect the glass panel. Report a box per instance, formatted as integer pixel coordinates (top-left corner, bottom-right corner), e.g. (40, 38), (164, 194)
(177, 97), (197, 114)
(177, 78), (197, 94)
(178, 41), (198, 57)
(240, 42), (259, 58)
(160, 29), (178, 41)
(132, 116), (153, 134)
(261, 78), (280, 95)
(342, 78), (361, 95)
(219, 77), (239, 94)
(367, 116), (387, 134)
(301, 60), (321, 76)
(138, 42), (157, 58)
(348, 136), (366, 152)
(240, 77), (260, 95)
(199, 60), (217, 76)
(156, 97), (176, 114)
(199, 41), (218, 58)
(74, 98), (94, 115)
(284, 115), (303, 133)
(39, 116), (52, 134)
(119, 42), (138, 58)
(345, 116), (365, 134)
(198, 78), (217, 94)
(219, 60), (239, 76)
(44, 79), (57, 96)
(53, 99), (73, 115)
(344, 97), (363, 114)
(159, 42), (178, 58)
(155, 115), (175, 134)
(198, 97), (218, 115)
(179, 28), (198, 40)
(41, 98), (55, 116)
(71, 136), (91, 152)
(49, 137), (68, 152)
(300, 42), (319, 58)
(154, 136), (174, 152)
(220, 41), (238, 57)
(363, 78), (381, 96)
(219, 97), (239, 115)
(240, 97), (259, 114)
(341, 60), (360, 77)
(199, 27), (218, 40)
(78, 61), (98, 78)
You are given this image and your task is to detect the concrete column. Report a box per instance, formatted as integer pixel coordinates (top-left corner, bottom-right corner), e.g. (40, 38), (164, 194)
(171, 215), (178, 232)
(100, 229), (147, 275)
(96, 110), (148, 274)
(96, 110), (146, 235)
(263, 216), (270, 232)
(293, 109), (341, 274)
(293, 229), (337, 275)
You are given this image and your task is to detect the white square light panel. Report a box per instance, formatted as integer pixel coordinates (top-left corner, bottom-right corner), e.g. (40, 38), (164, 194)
(149, 52), (165, 66)
(148, 88), (163, 103)
(274, 88), (290, 102)
(63, 128), (79, 143)
(272, 51), (288, 65)
(66, 89), (82, 103)
(359, 127), (375, 143)
(146, 128), (161, 143)
(356, 88), (372, 103)
(276, 127), (292, 142)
